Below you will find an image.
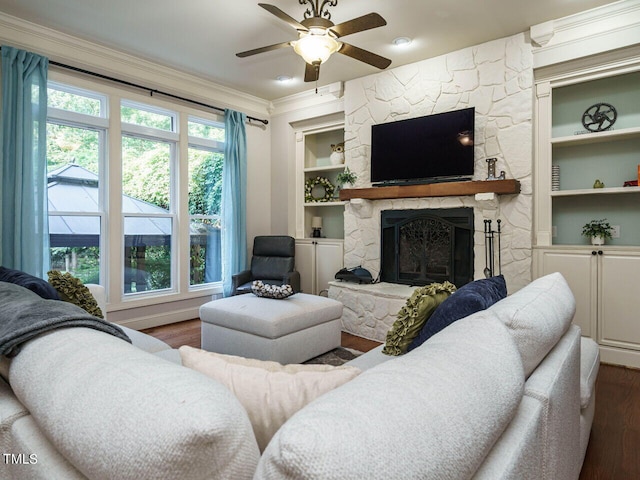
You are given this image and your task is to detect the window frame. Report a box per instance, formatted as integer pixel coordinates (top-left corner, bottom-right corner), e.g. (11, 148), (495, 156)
(46, 89), (108, 286)
(187, 115), (225, 290)
(121, 110), (178, 297)
(45, 71), (226, 311)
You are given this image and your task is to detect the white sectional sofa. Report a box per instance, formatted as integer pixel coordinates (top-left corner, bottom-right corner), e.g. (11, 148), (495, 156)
(0, 272), (599, 479)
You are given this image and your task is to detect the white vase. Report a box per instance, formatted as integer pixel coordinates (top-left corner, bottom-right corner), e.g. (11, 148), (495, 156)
(591, 235), (605, 246)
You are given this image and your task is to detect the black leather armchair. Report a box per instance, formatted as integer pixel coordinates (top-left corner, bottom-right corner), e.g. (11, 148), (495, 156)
(231, 235), (301, 295)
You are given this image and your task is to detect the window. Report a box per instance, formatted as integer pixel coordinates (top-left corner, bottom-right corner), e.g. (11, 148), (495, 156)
(188, 117), (225, 287)
(46, 84), (107, 284)
(46, 78), (225, 307)
(121, 101), (178, 295)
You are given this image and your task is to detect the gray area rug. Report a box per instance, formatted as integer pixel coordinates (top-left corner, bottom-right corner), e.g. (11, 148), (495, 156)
(304, 347), (362, 366)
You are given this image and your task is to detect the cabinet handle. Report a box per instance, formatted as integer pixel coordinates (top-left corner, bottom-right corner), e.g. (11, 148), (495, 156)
(598, 250), (603, 255)
(592, 251), (597, 255)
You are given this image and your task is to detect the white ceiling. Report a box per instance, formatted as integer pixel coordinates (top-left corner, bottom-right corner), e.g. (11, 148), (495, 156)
(0, 0), (619, 100)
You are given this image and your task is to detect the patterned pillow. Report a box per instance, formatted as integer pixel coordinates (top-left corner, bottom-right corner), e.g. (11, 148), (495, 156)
(251, 281), (295, 299)
(47, 270), (104, 318)
(382, 281), (457, 356)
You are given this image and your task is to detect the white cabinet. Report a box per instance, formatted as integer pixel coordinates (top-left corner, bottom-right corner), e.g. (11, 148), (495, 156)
(296, 239), (343, 295)
(534, 247), (640, 367)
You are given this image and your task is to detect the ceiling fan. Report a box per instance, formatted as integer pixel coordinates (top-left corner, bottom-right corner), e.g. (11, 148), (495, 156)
(236, 1), (392, 83)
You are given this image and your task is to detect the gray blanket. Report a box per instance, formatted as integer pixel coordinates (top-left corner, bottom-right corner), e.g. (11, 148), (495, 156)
(0, 281), (131, 357)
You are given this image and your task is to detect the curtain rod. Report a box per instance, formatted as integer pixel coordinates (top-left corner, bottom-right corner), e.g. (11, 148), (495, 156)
(0, 47), (268, 125)
(51, 61), (269, 125)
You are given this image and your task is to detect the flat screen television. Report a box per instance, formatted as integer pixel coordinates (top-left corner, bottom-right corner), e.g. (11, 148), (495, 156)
(370, 107), (475, 185)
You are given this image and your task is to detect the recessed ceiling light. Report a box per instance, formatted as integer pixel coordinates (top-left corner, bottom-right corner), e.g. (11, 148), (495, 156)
(276, 75), (293, 83)
(392, 37), (412, 47)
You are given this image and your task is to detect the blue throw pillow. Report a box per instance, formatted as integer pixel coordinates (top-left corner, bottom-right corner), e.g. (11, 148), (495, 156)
(0, 266), (61, 300)
(407, 275), (507, 351)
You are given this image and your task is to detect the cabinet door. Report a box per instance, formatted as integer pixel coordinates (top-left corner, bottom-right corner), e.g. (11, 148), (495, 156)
(599, 252), (640, 350)
(535, 249), (597, 338)
(295, 241), (316, 294)
(315, 241), (344, 295)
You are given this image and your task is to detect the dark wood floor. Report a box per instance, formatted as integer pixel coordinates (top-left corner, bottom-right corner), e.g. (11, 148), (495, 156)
(142, 320), (639, 479)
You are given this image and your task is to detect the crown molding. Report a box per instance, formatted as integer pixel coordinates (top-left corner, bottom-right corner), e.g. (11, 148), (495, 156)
(269, 81), (344, 117)
(0, 12), (271, 120)
(530, 0), (640, 69)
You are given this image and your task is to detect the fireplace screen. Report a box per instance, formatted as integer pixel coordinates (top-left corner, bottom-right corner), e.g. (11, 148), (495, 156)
(381, 208), (473, 287)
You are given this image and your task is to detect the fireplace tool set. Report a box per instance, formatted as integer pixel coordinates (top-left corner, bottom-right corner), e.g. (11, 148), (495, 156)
(484, 219), (502, 278)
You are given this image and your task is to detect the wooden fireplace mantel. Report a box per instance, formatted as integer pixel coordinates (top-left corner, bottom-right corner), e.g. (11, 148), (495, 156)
(338, 179), (520, 201)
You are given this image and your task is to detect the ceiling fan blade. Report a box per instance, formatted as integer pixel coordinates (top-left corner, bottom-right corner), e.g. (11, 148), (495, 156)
(330, 12), (387, 37)
(304, 62), (320, 83)
(338, 43), (391, 69)
(236, 41), (291, 58)
(259, 3), (307, 31)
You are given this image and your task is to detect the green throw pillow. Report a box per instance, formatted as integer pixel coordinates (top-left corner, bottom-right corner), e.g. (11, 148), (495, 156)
(382, 281), (457, 356)
(47, 270), (104, 319)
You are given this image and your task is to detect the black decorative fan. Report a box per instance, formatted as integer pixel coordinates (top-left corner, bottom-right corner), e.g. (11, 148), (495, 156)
(236, 1), (391, 82)
(582, 102), (617, 132)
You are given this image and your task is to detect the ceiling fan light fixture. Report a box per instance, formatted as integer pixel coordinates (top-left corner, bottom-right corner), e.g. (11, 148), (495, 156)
(292, 30), (341, 65)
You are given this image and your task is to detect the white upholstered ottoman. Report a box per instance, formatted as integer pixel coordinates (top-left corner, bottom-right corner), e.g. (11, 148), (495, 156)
(199, 293), (343, 364)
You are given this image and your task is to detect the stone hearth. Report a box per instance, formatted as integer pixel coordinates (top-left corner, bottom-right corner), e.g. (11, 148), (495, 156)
(328, 281), (416, 342)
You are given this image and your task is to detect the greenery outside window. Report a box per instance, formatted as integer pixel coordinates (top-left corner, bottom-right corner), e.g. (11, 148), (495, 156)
(188, 116), (224, 287)
(121, 112), (176, 295)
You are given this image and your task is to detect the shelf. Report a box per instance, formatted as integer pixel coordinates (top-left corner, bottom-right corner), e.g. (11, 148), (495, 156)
(304, 165), (345, 173)
(304, 201), (346, 207)
(551, 186), (640, 197)
(339, 179), (520, 201)
(551, 126), (640, 147)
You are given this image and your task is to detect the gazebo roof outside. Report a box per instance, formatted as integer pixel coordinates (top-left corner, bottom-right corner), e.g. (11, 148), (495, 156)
(48, 164), (212, 247)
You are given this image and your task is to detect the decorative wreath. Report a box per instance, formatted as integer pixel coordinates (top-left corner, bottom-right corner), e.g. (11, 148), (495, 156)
(305, 176), (335, 202)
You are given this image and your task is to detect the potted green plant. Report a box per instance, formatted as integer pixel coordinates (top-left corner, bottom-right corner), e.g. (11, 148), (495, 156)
(581, 218), (612, 245)
(336, 167), (357, 187)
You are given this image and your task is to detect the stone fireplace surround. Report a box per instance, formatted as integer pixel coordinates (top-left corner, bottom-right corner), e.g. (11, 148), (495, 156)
(329, 32), (534, 341)
(329, 33), (534, 341)
(329, 192), (512, 342)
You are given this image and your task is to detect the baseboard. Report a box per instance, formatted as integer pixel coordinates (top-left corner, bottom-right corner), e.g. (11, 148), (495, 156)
(598, 345), (640, 369)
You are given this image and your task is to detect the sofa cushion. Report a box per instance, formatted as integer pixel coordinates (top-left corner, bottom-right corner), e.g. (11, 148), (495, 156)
(0, 266), (60, 300)
(256, 314), (524, 479)
(179, 346), (360, 452)
(408, 275), (507, 351)
(488, 272), (575, 378)
(382, 281), (456, 356)
(9, 328), (260, 480)
(47, 270), (103, 318)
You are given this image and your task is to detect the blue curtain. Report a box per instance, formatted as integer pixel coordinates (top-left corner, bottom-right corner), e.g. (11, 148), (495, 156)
(221, 109), (247, 296)
(0, 46), (49, 277)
